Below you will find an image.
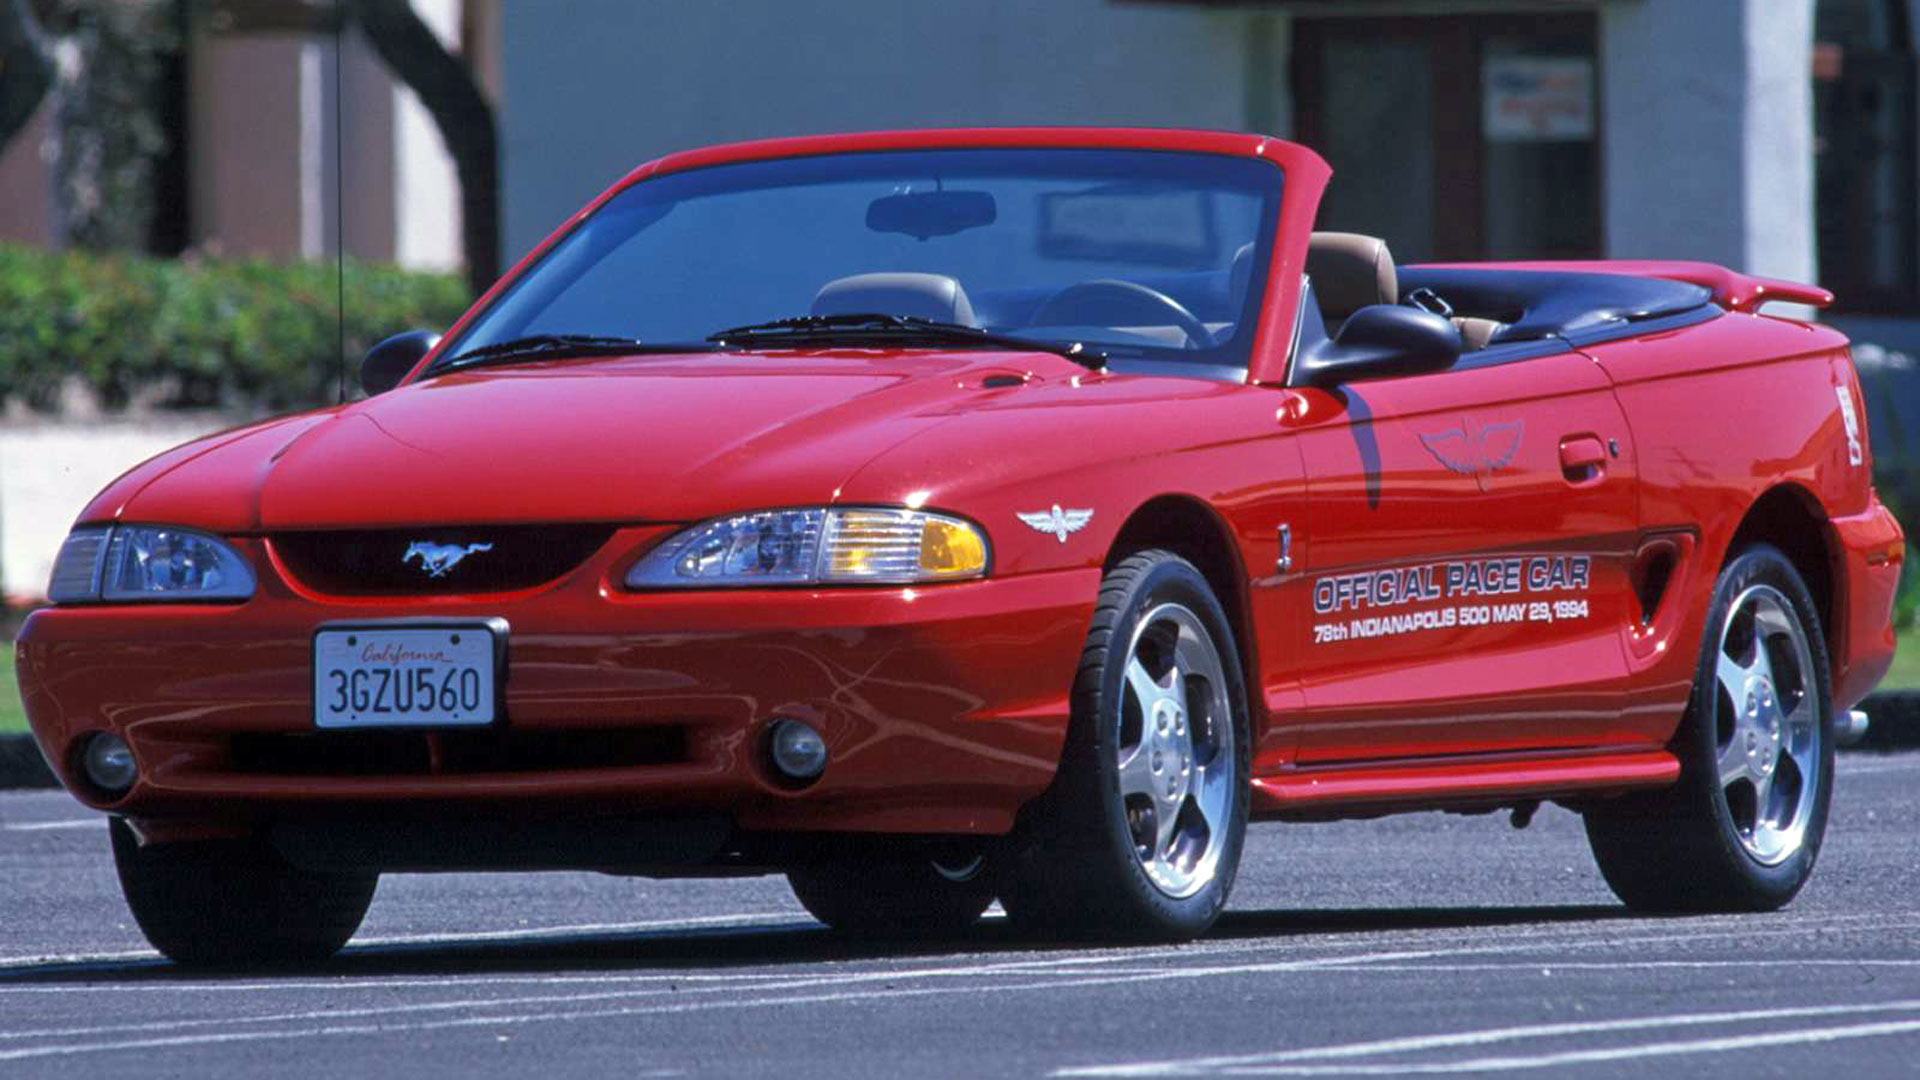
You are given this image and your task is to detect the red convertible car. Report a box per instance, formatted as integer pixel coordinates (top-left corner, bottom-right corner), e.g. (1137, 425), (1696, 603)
(15, 128), (1904, 965)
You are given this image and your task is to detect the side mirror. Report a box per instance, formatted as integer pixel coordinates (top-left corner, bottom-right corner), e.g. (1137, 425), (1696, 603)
(1295, 305), (1461, 388)
(360, 330), (440, 396)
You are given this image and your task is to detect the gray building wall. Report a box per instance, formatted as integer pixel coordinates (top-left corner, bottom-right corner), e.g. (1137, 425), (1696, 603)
(500, 0), (1835, 288)
(1601, 0), (1816, 284)
(499, 0), (1276, 262)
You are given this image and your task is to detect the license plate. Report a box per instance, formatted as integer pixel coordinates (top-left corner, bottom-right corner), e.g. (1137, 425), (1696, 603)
(313, 619), (506, 729)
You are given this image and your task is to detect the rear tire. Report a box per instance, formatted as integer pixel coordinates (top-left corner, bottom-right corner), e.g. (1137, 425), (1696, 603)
(1585, 543), (1834, 912)
(786, 855), (995, 937)
(999, 550), (1250, 941)
(111, 817), (377, 968)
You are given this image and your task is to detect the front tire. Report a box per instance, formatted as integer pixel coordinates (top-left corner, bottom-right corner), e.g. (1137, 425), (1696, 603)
(786, 855), (996, 937)
(1585, 543), (1834, 912)
(111, 817), (378, 968)
(1000, 550), (1251, 940)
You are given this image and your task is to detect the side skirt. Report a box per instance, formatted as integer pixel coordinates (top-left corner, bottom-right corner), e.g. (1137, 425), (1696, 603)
(1251, 748), (1678, 822)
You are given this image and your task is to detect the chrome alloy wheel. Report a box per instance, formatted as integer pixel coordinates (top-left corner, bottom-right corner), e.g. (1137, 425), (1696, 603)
(1114, 602), (1235, 899)
(1711, 583), (1821, 865)
(931, 854), (987, 883)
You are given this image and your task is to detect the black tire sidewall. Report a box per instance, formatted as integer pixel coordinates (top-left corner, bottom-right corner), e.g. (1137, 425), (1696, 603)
(785, 858), (995, 936)
(1081, 553), (1252, 935)
(110, 818), (376, 967)
(1683, 543), (1835, 902)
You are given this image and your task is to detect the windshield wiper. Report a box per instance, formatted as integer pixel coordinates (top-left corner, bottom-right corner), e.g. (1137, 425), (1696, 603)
(436, 334), (710, 373)
(706, 314), (1106, 370)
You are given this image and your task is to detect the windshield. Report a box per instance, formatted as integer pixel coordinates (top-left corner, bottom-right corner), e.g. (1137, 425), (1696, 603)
(444, 147), (1285, 374)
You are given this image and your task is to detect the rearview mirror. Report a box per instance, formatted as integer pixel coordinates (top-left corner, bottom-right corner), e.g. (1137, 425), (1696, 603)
(361, 330), (440, 396)
(866, 190), (997, 240)
(1294, 305), (1461, 388)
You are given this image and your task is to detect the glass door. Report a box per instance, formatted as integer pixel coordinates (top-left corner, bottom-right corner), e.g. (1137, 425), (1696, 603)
(1294, 14), (1601, 262)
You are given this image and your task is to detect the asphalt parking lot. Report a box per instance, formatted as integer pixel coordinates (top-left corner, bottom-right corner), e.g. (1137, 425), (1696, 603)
(1, 753), (1916, 1079)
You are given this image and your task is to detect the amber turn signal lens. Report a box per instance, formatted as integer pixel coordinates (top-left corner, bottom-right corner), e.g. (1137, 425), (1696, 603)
(919, 518), (988, 578)
(628, 507), (989, 587)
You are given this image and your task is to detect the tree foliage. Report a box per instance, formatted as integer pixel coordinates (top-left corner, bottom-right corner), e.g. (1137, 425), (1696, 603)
(0, 241), (470, 413)
(0, 0), (176, 252)
(44, 0), (177, 251)
(0, 1), (498, 293)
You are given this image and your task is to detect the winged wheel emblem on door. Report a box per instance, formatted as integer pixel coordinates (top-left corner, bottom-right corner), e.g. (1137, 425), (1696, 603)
(1420, 420), (1525, 493)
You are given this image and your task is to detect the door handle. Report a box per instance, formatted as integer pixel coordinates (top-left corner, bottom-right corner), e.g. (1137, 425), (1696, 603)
(1559, 436), (1608, 484)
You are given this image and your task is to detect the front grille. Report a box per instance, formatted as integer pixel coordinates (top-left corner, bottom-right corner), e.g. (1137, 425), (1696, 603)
(271, 524), (614, 595)
(227, 726), (688, 778)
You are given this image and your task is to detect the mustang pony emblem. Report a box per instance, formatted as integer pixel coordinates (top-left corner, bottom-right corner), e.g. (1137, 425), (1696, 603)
(1017, 505), (1094, 543)
(1420, 420), (1525, 493)
(403, 541), (494, 578)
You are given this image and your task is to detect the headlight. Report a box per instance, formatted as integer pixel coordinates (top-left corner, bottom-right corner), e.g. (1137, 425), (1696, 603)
(625, 507), (989, 588)
(46, 525), (256, 604)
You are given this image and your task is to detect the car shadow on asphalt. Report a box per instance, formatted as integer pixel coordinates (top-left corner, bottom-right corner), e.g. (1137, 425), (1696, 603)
(0, 902), (1639, 983)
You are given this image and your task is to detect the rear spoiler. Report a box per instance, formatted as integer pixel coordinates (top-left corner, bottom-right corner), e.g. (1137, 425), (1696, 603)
(1428, 260), (1833, 314)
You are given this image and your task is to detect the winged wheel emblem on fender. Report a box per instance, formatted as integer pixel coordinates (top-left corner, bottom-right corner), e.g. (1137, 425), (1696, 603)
(404, 541), (494, 578)
(1017, 505), (1094, 544)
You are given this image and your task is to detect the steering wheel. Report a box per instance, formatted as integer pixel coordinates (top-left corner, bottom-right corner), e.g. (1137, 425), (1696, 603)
(1028, 280), (1214, 350)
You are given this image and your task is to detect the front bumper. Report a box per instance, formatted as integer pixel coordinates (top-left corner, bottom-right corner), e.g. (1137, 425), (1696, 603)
(1833, 498), (1904, 710)
(16, 533), (1096, 840)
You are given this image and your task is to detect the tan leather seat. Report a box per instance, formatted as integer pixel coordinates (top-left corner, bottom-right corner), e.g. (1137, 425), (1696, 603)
(1453, 317), (1503, 350)
(1306, 232), (1397, 327)
(1308, 233), (1502, 350)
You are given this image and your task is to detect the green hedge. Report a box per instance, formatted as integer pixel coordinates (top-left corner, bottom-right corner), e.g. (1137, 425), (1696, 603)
(1875, 474), (1920, 629)
(0, 243), (472, 412)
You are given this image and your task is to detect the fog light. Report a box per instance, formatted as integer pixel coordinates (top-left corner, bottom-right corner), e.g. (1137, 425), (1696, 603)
(82, 733), (136, 795)
(768, 719), (827, 781)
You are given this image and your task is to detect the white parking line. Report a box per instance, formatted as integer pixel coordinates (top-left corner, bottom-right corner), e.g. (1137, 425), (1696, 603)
(1059, 999), (1920, 1068)
(1836, 758), (1920, 776)
(0, 903), (1911, 1068)
(9, 973), (1917, 1068)
(1213, 1020), (1920, 1075)
(351, 911), (802, 946)
(1310, 959), (1920, 972)
(0, 951), (1259, 1045)
(0, 949), (156, 971)
(3, 908), (1914, 984)
(0, 912), (804, 971)
(0, 912), (1912, 1064)
(0, 819), (99, 832)
(0, 963), (1507, 1064)
(5, 939), (1913, 1065)
(0, 945), (1602, 1059)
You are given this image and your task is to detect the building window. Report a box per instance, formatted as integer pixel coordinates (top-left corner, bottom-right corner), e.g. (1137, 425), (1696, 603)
(1815, 0), (1918, 313)
(1293, 13), (1600, 263)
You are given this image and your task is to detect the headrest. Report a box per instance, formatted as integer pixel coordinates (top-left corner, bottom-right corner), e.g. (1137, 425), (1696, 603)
(1228, 242), (1256, 309)
(811, 272), (976, 326)
(1307, 232), (1397, 320)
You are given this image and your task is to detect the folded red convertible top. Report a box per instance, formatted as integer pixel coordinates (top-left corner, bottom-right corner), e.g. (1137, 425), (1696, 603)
(1426, 260), (1833, 314)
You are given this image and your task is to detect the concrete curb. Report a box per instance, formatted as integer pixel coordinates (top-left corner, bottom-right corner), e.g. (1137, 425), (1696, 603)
(2, 692), (1917, 790)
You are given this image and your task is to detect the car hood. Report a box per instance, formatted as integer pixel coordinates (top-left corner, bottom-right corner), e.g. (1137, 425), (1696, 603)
(108, 350), (1089, 531)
